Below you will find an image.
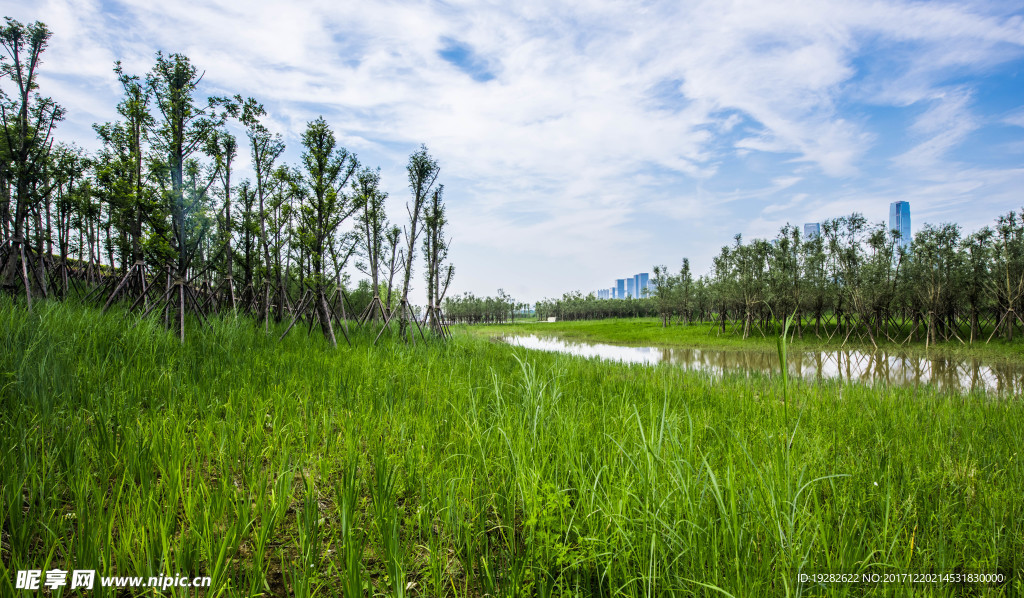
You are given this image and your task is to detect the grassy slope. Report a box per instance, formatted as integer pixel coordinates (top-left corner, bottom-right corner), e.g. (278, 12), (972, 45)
(466, 317), (1024, 363)
(1, 299), (1021, 596)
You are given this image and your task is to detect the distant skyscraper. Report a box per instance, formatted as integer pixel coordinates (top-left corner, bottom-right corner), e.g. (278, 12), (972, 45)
(889, 201), (911, 249)
(626, 278), (635, 298)
(633, 274), (640, 298)
(616, 279), (626, 299)
(804, 222), (820, 240)
(638, 272), (650, 297)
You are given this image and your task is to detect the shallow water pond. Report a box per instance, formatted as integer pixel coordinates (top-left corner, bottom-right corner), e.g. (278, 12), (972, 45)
(499, 334), (1024, 395)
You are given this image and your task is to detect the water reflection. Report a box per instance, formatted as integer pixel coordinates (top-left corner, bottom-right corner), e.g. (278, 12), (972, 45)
(499, 334), (1024, 396)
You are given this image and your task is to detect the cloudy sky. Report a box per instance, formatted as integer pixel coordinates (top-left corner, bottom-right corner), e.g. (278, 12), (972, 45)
(5, 0), (1024, 303)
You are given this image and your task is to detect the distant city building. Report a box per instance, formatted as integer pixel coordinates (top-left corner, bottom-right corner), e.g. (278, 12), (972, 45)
(889, 201), (911, 249)
(804, 222), (820, 240)
(597, 274), (652, 300)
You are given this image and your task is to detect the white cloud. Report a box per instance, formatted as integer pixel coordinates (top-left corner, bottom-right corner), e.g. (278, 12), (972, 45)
(4, 0), (1024, 299)
(893, 88), (978, 171)
(1005, 110), (1024, 128)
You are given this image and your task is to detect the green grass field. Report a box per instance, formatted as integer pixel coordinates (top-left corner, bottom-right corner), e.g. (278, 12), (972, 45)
(1, 300), (1021, 596)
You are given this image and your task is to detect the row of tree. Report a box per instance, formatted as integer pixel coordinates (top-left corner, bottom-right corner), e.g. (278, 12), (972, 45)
(0, 18), (455, 344)
(442, 289), (529, 324)
(536, 212), (1024, 346)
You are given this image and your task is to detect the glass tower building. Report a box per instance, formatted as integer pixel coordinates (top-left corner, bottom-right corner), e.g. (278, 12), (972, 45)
(803, 222), (820, 240)
(616, 279), (626, 299)
(889, 201), (911, 249)
(626, 278), (635, 299)
(640, 273), (650, 297)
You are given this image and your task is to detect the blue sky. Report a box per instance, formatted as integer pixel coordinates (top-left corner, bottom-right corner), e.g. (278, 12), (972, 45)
(4, 0), (1024, 303)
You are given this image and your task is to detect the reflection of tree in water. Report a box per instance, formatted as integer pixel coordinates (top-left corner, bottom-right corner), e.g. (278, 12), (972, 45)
(501, 335), (1023, 395)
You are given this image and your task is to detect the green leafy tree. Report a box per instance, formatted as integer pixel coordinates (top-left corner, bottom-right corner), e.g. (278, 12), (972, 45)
(987, 211), (1024, 341)
(397, 145), (440, 337)
(236, 97), (286, 321)
(651, 263), (679, 327)
(907, 223), (962, 345)
(423, 183), (453, 334)
(961, 228), (993, 341)
(0, 17), (65, 305)
(291, 116), (357, 345)
(353, 166), (388, 320)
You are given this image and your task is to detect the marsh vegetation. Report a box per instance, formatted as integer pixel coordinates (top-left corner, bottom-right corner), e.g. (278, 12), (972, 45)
(1, 299), (1021, 596)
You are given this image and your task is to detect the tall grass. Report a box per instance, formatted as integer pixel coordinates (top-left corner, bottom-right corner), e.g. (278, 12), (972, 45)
(0, 297), (1020, 596)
